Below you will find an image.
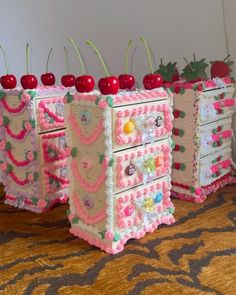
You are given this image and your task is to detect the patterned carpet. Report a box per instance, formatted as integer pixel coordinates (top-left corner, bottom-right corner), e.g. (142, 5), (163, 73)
(0, 185), (236, 295)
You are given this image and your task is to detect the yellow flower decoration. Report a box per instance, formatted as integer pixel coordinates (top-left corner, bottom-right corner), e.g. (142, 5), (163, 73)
(144, 197), (155, 213)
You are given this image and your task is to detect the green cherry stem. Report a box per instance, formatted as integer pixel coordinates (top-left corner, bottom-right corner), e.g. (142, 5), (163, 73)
(140, 36), (154, 74)
(160, 58), (163, 66)
(125, 40), (133, 74)
(69, 38), (85, 75)
(193, 53), (196, 62)
(183, 57), (194, 71)
(46, 48), (53, 73)
(223, 54), (231, 62)
(0, 45), (9, 74)
(64, 46), (69, 75)
(86, 40), (110, 77)
(26, 43), (29, 75)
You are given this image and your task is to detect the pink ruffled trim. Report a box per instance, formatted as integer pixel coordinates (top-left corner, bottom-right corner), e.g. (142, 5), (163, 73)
(68, 111), (104, 145)
(72, 192), (107, 224)
(71, 158), (107, 192)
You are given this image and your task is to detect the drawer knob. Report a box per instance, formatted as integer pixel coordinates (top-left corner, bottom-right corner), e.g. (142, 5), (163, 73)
(123, 120), (135, 134)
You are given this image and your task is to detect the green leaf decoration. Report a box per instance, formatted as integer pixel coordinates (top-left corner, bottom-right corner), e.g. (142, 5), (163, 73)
(66, 209), (71, 216)
(180, 111), (185, 118)
(181, 57), (208, 82)
(33, 173), (39, 181)
(192, 84), (198, 91)
(28, 90), (36, 99)
(171, 140), (175, 149)
(18, 91), (23, 100)
(108, 158), (114, 167)
(168, 207), (175, 214)
(29, 118), (36, 129)
(31, 197), (38, 205)
(7, 164), (13, 173)
(180, 87), (185, 95)
(72, 216), (79, 224)
(180, 146), (186, 153)
(66, 92), (73, 103)
(49, 178), (54, 184)
(106, 96), (113, 107)
(5, 141), (11, 151)
(113, 232), (121, 242)
(168, 86), (174, 93)
(95, 95), (102, 105)
(33, 151), (38, 160)
(98, 154), (105, 164)
(3, 116), (9, 126)
(180, 164), (186, 171)
(190, 186), (195, 193)
(71, 147), (77, 157)
(98, 230), (106, 239)
(0, 90), (6, 99)
(155, 61), (178, 82)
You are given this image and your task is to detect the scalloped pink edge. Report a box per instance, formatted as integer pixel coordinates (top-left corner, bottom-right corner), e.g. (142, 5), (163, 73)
(171, 173), (236, 203)
(69, 214), (175, 254)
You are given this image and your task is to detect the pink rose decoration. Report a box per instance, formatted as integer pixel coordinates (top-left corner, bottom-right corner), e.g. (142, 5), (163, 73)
(21, 92), (31, 103)
(98, 100), (108, 109)
(24, 121), (32, 131)
(28, 173), (34, 182)
(0, 162), (7, 171)
(37, 199), (47, 209)
(105, 231), (114, 241)
(0, 140), (6, 150)
(195, 188), (202, 195)
(27, 151), (34, 161)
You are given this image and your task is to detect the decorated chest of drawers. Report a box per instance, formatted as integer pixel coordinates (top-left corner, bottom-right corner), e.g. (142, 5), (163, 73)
(0, 85), (71, 212)
(64, 88), (175, 253)
(170, 77), (236, 202)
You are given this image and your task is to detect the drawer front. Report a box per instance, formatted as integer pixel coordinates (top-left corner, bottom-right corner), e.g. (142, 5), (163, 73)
(112, 99), (172, 150)
(200, 87), (235, 124)
(115, 176), (173, 231)
(39, 130), (68, 164)
(42, 161), (69, 195)
(114, 138), (172, 193)
(36, 96), (65, 133)
(200, 117), (232, 157)
(199, 147), (232, 186)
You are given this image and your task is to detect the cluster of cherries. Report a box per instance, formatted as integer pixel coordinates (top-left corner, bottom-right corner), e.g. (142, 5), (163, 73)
(0, 38), (232, 94)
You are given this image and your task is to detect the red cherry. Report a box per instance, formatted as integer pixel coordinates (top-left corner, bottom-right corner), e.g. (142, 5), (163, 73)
(0, 74), (17, 89)
(143, 73), (163, 90)
(211, 61), (230, 79)
(41, 72), (55, 86)
(173, 110), (180, 118)
(98, 76), (119, 95)
(118, 74), (135, 90)
(75, 75), (95, 93)
(61, 75), (75, 87)
(20, 75), (38, 89)
(174, 163), (181, 170)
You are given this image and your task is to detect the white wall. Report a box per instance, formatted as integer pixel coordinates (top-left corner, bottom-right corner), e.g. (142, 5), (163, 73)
(0, 0), (227, 86)
(222, 0), (236, 160)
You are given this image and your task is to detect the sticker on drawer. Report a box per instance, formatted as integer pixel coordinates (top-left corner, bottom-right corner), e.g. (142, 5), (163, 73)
(40, 131), (69, 163)
(113, 99), (172, 150)
(43, 162), (69, 194)
(115, 176), (174, 231)
(37, 96), (65, 132)
(114, 138), (172, 192)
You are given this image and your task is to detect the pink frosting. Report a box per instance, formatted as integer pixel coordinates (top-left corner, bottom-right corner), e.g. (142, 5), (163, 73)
(68, 111), (104, 145)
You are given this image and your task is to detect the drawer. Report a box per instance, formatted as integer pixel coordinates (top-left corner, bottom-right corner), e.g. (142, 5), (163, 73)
(114, 138), (172, 193)
(42, 161), (69, 195)
(36, 96), (65, 133)
(112, 99), (173, 150)
(199, 86), (235, 124)
(199, 147), (232, 186)
(115, 176), (174, 232)
(199, 117), (232, 157)
(39, 130), (68, 164)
